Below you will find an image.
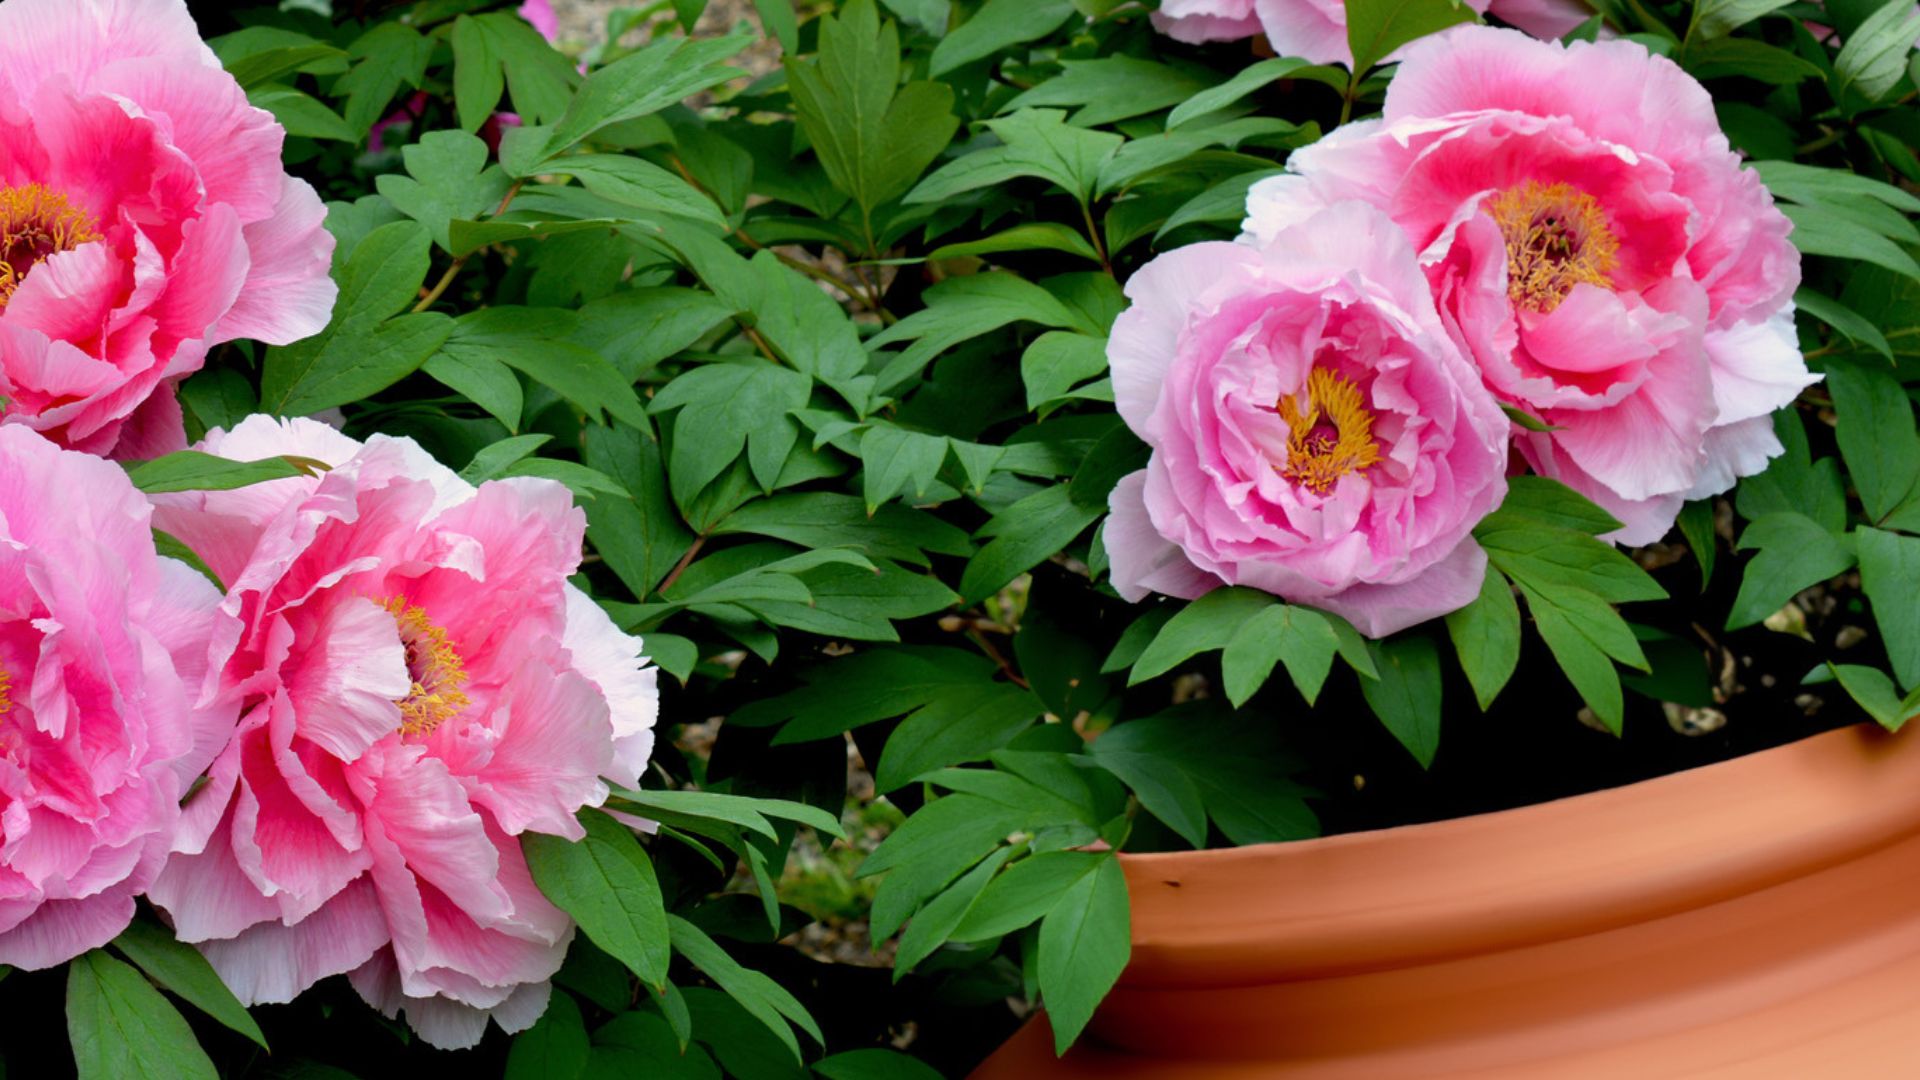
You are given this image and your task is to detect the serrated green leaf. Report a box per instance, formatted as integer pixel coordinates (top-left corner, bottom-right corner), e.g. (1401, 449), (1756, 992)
(1728, 513), (1856, 630)
(1220, 603), (1339, 707)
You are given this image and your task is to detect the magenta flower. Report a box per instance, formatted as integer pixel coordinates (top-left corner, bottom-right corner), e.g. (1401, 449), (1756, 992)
(0, 425), (234, 970)
(1245, 27), (1810, 543)
(0, 0), (336, 458)
(1105, 202), (1511, 637)
(146, 417), (657, 1049)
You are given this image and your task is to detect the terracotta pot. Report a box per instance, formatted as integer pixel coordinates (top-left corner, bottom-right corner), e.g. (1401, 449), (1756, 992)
(971, 722), (1920, 1078)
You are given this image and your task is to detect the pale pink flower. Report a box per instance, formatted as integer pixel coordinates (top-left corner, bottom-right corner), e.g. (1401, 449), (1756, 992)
(0, 0), (336, 458)
(146, 417), (657, 1050)
(1153, 0), (1492, 65)
(1245, 27), (1810, 543)
(0, 425), (234, 970)
(1105, 201), (1511, 637)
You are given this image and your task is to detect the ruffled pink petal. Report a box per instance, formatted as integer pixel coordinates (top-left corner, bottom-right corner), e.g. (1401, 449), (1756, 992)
(197, 876), (388, 1004)
(464, 663), (614, 838)
(1104, 469), (1221, 603)
(1111, 241), (1266, 437)
(1488, 0), (1598, 39)
(284, 596), (410, 764)
(0, 881), (134, 970)
(1312, 537), (1490, 639)
(0, 0), (217, 103)
(212, 176), (336, 346)
(1701, 308), (1819, 427)
(560, 586), (656, 790)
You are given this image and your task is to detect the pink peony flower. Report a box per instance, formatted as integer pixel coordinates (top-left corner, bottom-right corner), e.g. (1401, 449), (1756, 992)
(1104, 201), (1511, 637)
(1245, 26), (1811, 543)
(0, 0), (336, 459)
(1153, 0), (1492, 65)
(0, 425), (234, 970)
(145, 416), (658, 1049)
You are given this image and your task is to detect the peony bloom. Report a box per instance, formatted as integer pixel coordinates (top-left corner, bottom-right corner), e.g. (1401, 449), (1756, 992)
(0, 0), (336, 458)
(0, 425), (234, 969)
(146, 416), (657, 1049)
(1153, 0), (1492, 65)
(1104, 201), (1511, 637)
(1245, 26), (1810, 544)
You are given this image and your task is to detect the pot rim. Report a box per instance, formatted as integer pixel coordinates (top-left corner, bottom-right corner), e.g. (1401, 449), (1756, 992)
(1115, 722), (1920, 988)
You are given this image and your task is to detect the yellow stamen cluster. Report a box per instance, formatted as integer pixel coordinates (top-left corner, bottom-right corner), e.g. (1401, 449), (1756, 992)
(1278, 367), (1381, 494)
(382, 597), (470, 737)
(1484, 181), (1619, 313)
(0, 666), (13, 716)
(0, 184), (100, 306)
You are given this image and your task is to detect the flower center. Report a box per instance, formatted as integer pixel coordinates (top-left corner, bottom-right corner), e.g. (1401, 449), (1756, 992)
(0, 184), (100, 307)
(1277, 367), (1381, 494)
(382, 597), (470, 737)
(1485, 181), (1619, 313)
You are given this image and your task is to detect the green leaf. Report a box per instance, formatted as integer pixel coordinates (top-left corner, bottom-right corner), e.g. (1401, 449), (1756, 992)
(869, 271), (1081, 393)
(1086, 709), (1316, 846)
(572, 287), (733, 381)
(894, 845), (1016, 975)
(930, 223), (1103, 265)
(248, 85), (355, 141)
(591, 1009), (721, 1078)
(1359, 636), (1444, 767)
(1735, 409), (1846, 533)
(731, 645), (996, 740)
(1038, 855), (1130, 1053)
(504, 990), (589, 1080)
(875, 683), (1044, 791)
(1021, 331), (1109, 410)
(652, 362), (812, 504)
(928, 0), (1077, 75)
(613, 788), (846, 840)
(1828, 358), (1920, 522)
(1835, 0), (1920, 103)
(666, 916), (823, 1062)
(715, 493), (971, 566)
(905, 110), (1124, 208)
(1777, 203), (1920, 282)
(65, 951), (217, 1080)
(126, 452), (308, 494)
(1129, 587), (1275, 683)
(959, 484), (1102, 603)
(452, 13), (578, 131)
(441, 307), (649, 428)
(679, 987), (800, 1079)
(1796, 288), (1894, 361)
(861, 425), (951, 510)
(260, 221), (453, 416)
(110, 919), (267, 1051)
(1168, 57), (1314, 128)
(1727, 512), (1856, 630)
(787, 0), (961, 221)
(561, 155), (728, 232)
(1684, 37), (1825, 83)
(375, 130), (514, 253)
(1444, 570), (1521, 710)
(524, 809), (671, 988)
(952, 852), (1102, 941)
(1823, 663), (1920, 730)
(813, 1049), (945, 1080)
(1002, 58), (1209, 127)
(336, 22), (432, 136)
(1219, 603), (1339, 707)
(1858, 526), (1920, 689)
(1677, 499), (1718, 590)
(530, 32), (752, 164)
(1346, 0), (1479, 74)
(583, 422), (696, 599)
(1522, 581), (1627, 732)
(1156, 168), (1285, 241)
(1688, 0), (1796, 39)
